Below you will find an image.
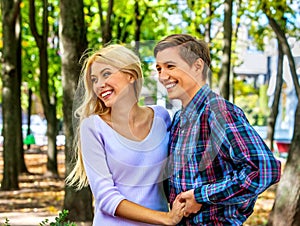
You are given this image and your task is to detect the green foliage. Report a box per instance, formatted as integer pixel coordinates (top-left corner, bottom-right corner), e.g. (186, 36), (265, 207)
(234, 79), (258, 96)
(20, 0), (63, 118)
(40, 210), (77, 226)
(235, 93), (261, 126)
(1, 210), (76, 226)
(1, 218), (10, 226)
(234, 79), (269, 126)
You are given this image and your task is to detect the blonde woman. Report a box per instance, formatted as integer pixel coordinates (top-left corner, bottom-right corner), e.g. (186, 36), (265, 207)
(67, 44), (185, 225)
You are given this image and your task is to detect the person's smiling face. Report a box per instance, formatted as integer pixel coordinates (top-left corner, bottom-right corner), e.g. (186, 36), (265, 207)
(155, 46), (201, 107)
(90, 62), (134, 108)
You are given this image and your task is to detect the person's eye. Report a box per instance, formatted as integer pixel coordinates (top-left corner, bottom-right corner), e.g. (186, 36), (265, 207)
(167, 64), (175, 69)
(102, 71), (112, 78)
(91, 77), (97, 83)
(156, 67), (161, 73)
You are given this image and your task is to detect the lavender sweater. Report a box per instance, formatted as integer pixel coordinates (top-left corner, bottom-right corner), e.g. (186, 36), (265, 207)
(80, 106), (171, 225)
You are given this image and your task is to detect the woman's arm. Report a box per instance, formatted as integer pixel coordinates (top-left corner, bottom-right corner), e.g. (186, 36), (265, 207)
(115, 194), (185, 225)
(81, 117), (185, 225)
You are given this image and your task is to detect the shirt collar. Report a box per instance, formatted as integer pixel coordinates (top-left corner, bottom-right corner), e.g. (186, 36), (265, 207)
(181, 84), (210, 119)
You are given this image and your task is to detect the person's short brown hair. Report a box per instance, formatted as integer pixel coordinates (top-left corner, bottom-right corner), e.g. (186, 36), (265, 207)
(154, 34), (211, 78)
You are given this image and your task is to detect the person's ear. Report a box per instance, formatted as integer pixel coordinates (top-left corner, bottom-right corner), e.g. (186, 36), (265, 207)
(128, 74), (136, 84)
(194, 58), (204, 71)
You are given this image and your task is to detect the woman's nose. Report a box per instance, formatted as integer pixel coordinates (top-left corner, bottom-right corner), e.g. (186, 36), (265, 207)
(94, 79), (106, 89)
(94, 80), (106, 91)
(99, 81), (105, 88)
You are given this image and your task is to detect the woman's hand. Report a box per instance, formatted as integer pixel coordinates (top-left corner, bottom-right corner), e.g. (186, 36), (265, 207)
(165, 194), (185, 225)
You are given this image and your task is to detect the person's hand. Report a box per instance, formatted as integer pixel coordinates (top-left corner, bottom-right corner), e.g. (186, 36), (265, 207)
(180, 189), (202, 217)
(165, 194), (185, 225)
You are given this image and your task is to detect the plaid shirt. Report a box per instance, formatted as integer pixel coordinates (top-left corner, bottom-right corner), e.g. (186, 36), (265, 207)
(167, 84), (281, 226)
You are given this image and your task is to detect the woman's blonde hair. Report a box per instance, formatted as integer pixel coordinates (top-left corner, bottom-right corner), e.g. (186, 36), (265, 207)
(66, 44), (143, 190)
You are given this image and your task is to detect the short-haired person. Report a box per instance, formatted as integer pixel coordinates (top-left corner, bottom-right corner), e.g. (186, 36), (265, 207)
(154, 34), (281, 225)
(67, 44), (185, 225)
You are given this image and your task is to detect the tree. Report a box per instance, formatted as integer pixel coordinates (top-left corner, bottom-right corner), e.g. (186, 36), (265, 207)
(96, 0), (113, 45)
(1, 0), (22, 190)
(16, 0), (28, 174)
(266, 39), (283, 151)
(186, 0), (215, 86)
(133, 0), (150, 54)
(262, 2), (300, 225)
(29, 0), (59, 177)
(218, 0), (233, 100)
(60, 0), (93, 221)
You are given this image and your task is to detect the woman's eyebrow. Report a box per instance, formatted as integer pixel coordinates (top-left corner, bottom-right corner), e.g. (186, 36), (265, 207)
(90, 67), (111, 76)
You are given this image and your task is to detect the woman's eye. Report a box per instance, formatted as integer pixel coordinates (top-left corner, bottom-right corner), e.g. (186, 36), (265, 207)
(102, 71), (112, 78)
(167, 64), (175, 69)
(91, 77), (97, 83)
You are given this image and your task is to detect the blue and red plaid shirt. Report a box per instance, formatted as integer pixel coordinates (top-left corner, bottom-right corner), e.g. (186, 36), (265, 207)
(167, 84), (281, 225)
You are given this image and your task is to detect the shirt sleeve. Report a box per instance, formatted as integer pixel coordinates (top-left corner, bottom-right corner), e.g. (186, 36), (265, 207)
(194, 109), (281, 205)
(80, 117), (126, 216)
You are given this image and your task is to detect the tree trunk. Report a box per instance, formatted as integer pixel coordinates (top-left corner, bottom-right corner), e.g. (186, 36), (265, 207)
(60, 0), (93, 221)
(16, 5), (28, 174)
(266, 40), (283, 151)
(45, 104), (58, 176)
(133, 0), (149, 55)
(218, 0), (233, 100)
(64, 186), (93, 221)
(266, 15), (300, 226)
(97, 0), (114, 45)
(268, 106), (300, 226)
(1, 0), (21, 190)
(29, 0), (59, 177)
(134, 0), (141, 55)
(26, 88), (33, 150)
(204, 1), (212, 87)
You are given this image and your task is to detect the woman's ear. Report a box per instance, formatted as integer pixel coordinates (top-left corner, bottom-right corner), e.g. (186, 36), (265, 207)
(128, 74), (136, 84)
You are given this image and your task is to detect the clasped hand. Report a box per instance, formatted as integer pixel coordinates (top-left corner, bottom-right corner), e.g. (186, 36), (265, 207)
(178, 189), (202, 217)
(169, 189), (202, 225)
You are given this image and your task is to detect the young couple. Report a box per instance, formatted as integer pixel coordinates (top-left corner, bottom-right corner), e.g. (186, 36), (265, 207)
(67, 34), (281, 226)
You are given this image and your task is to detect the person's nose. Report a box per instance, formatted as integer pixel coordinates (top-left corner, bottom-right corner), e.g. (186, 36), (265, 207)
(158, 68), (170, 82)
(95, 78), (106, 89)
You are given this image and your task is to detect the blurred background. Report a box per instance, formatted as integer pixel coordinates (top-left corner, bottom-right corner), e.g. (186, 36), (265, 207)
(0, 0), (299, 225)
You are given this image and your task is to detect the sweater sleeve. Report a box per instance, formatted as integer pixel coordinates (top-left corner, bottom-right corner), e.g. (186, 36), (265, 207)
(80, 117), (126, 216)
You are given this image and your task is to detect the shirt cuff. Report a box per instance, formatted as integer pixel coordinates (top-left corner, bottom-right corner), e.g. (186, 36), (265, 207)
(194, 185), (212, 204)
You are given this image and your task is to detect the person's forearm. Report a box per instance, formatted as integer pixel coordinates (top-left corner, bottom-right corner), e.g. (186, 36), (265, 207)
(194, 168), (259, 205)
(115, 199), (172, 225)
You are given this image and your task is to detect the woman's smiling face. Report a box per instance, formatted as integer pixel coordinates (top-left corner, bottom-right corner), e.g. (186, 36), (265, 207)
(90, 61), (134, 108)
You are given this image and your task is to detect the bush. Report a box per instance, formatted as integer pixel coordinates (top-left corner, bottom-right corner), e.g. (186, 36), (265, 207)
(1, 210), (77, 226)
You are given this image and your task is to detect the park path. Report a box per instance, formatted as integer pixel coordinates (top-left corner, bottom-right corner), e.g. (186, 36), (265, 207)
(0, 149), (65, 226)
(0, 212), (57, 226)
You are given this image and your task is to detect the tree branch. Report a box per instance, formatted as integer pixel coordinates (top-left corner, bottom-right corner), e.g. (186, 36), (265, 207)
(29, 0), (42, 48)
(10, 0), (21, 23)
(267, 15), (300, 98)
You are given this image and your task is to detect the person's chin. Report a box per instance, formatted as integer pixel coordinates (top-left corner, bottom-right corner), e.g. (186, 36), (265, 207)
(102, 99), (114, 108)
(167, 91), (179, 100)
